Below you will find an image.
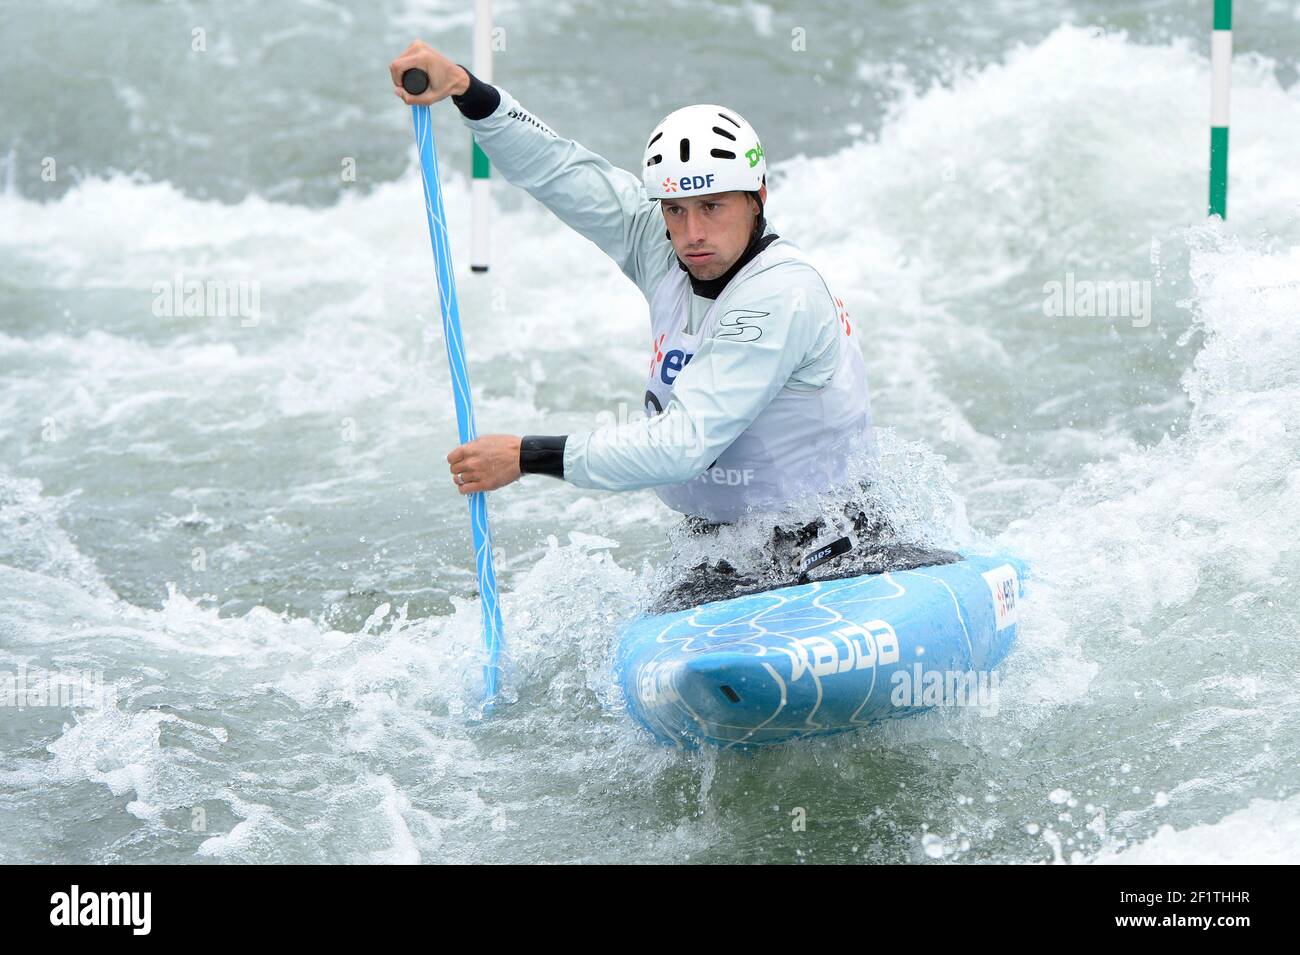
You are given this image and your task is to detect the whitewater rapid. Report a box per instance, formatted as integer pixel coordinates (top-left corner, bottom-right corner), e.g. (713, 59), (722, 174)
(1, 21), (1298, 863)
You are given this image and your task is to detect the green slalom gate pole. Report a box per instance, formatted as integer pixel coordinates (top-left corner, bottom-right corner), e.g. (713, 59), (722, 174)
(1209, 0), (1232, 218)
(470, 0), (492, 273)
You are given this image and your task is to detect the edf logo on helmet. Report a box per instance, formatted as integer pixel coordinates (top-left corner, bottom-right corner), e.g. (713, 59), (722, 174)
(642, 104), (766, 200)
(661, 173), (716, 193)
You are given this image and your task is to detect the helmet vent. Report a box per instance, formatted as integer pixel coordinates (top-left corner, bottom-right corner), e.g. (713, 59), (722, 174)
(717, 111), (741, 128)
(645, 154), (662, 167)
(710, 148), (736, 159)
(711, 126), (737, 141)
(679, 138), (690, 162)
(647, 131), (663, 148)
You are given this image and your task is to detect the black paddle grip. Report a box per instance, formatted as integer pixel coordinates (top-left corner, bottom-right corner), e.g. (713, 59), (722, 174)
(401, 68), (430, 95)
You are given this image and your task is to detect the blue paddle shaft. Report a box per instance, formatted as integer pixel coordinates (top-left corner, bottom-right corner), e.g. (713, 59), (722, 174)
(409, 96), (504, 702)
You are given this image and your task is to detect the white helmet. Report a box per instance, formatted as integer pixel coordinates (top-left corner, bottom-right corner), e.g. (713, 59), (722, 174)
(642, 104), (766, 200)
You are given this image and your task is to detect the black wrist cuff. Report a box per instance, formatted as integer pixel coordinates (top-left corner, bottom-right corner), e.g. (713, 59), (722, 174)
(519, 435), (567, 479)
(452, 64), (502, 121)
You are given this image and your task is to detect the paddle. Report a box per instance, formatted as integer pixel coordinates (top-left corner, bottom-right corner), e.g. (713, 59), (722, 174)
(402, 66), (503, 707)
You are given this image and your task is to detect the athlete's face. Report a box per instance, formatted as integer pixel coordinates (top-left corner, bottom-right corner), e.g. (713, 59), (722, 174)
(662, 186), (767, 280)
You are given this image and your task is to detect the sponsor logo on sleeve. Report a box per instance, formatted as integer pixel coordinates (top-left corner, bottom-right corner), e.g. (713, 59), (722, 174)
(505, 108), (557, 137)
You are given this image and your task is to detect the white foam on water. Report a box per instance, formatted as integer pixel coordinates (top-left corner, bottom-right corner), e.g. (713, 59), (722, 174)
(1094, 792), (1300, 865)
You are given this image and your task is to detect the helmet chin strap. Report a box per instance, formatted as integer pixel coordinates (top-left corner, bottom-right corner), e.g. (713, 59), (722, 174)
(750, 190), (766, 242)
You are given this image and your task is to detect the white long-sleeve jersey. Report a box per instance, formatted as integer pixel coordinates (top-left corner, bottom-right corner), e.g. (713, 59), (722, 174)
(456, 81), (875, 523)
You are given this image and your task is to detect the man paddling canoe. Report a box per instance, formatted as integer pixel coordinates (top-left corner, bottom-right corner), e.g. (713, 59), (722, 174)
(389, 41), (901, 591)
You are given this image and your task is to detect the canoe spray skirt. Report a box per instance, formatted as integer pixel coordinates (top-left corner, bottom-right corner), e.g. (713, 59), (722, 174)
(616, 553), (1027, 748)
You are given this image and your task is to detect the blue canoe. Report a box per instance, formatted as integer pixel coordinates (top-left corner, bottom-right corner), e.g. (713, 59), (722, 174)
(616, 552), (1025, 748)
